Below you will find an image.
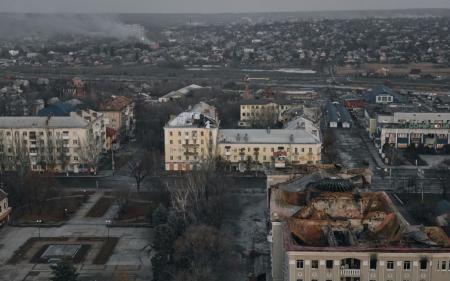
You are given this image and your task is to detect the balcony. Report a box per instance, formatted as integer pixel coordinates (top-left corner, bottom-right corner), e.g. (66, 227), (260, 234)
(182, 143), (199, 148)
(62, 135), (70, 140)
(340, 269), (360, 277)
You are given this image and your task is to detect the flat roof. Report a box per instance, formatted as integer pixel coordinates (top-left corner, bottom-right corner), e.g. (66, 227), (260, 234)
(218, 129), (321, 144)
(0, 114), (89, 129)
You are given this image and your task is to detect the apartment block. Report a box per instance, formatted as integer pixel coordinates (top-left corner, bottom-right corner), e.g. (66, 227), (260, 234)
(218, 128), (321, 171)
(99, 96), (135, 144)
(0, 111), (106, 173)
(164, 103), (219, 171)
(240, 99), (292, 126)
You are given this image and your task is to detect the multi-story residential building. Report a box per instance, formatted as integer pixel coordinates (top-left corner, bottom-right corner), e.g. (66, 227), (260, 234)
(165, 102), (322, 172)
(164, 103), (219, 171)
(268, 170), (450, 281)
(218, 127), (321, 171)
(239, 99), (292, 127)
(99, 96), (135, 143)
(0, 111), (106, 173)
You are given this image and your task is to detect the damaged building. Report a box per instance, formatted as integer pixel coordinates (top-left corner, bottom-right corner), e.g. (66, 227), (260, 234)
(268, 169), (450, 281)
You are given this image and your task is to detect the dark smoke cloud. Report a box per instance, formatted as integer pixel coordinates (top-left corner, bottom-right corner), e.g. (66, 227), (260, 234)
(0, 14), (146, 40)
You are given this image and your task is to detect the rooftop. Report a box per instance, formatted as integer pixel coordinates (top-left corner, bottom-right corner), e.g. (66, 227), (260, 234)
(0, 113), (89, 129)
(218, 128), (321, 145)
(270, 173), (450, 252)
(99, 96), (133, 111)
(166, 102), (219, 128)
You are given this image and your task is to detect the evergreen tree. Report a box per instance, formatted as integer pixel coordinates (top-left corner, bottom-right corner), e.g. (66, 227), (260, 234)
(50, 259), (78, 281)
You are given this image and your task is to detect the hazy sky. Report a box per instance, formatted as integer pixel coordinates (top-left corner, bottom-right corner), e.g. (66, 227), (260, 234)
(1, 0), (450, 13)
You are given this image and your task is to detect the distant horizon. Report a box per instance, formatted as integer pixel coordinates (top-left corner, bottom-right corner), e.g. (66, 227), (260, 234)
(0, 7), (450, 15)
(1, 0), (450, 14)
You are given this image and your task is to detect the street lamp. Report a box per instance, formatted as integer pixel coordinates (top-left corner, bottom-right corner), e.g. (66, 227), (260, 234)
(105, 219), (112, 239)
(36, 219), (43, 239)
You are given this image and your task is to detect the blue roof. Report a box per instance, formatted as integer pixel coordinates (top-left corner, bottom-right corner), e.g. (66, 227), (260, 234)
(435, 200), (450, 216)
(326, 102), (353, 124)
(363, 85), (405, 103)
(38, 101), (75, 117)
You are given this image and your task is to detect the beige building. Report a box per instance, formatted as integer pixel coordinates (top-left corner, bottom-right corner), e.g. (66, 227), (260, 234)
(99, 96), (135, 144)
(164, 103), (219, 171)
(240, 100), (292, 127)
(0, 111), (106, 173)
(268, 170), (450, 281)
(218, 128), (321, 171)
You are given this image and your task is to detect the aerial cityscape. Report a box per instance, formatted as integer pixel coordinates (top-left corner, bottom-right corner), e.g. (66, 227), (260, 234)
(1, 1), (450, 281)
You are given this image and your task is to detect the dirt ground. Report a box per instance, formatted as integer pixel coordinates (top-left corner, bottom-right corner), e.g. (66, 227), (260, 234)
(337, 63), (450, 76)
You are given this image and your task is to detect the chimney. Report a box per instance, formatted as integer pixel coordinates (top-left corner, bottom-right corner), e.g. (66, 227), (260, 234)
(236, 133), (240, 141)
(244, 133), (249, 142)
(267, 127), (271, 134)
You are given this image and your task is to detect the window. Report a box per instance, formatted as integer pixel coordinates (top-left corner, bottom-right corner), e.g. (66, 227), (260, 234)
(296, 260), (304, 269)
(311, 260), (319, 269)
(420, 259), (427, 270)
(169, 131), (173, 136)
(387, 261), (394, 270)
(73, 140), (78, 145)
(404, 261), (411, 270)
(326, 260), (333, 269)
(440, 260), (447, 270)
(370, 259), (377, 270)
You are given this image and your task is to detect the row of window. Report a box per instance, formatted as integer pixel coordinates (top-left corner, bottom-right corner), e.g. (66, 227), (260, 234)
(225, 147), (315, 154)
(0, 130), (71, 137)
(169, 139), (211, 145)
(296, 259), (436, 271)
(168, 131), (212, 137)
(241, 105), (288, 110)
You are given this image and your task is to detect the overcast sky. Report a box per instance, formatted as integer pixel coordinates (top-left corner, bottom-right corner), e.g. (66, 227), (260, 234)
(1, 0), (450, 13)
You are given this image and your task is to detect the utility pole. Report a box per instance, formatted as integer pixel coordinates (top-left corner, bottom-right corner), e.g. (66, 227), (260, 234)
(111, 147), (115, 176)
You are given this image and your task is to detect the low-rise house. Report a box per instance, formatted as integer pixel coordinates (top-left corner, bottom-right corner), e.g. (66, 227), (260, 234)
(363, 85), (405, 104)
(326, 102), (353, 128)
(158, 84), (205, 102)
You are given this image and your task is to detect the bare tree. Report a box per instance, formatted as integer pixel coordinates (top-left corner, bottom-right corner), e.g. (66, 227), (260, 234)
(168, 159), (228, 226)
(128, 153), (150, 192)
(249, 107), (279, 128)
(77, 129), (103, 174)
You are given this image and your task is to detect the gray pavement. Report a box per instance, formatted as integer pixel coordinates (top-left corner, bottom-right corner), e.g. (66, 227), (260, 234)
(0, 191), (153, 281)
